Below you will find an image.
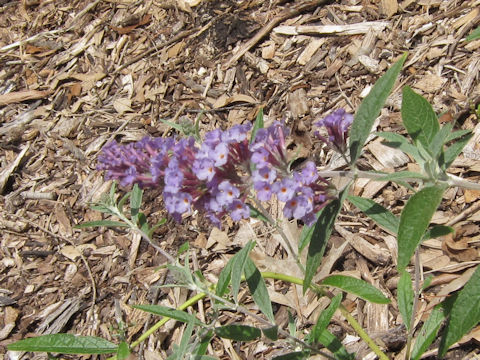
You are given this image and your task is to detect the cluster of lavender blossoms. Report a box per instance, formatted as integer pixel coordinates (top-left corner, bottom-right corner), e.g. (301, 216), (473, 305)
(97, 110), (352, 227)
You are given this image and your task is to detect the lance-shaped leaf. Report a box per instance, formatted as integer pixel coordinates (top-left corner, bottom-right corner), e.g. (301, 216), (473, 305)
(244, 257), (275, 323)
(401, 86), (440, 149)
(349, 53), (407, 163)
(438, 265), (480, 357)
(397, 270), (414, 331)
(231, 241), (256, 303)
(310, 294), (342, 343)
(132, 305), (203, 325)
(348, 195), (399, 235)
(397, 185), (445, 271)
(7, 334), (117, 354)
(320, 275), (390, 304)
(304, 186), (350, 293)
(411, 304), (445, 360)
(214, 325), (261, 341)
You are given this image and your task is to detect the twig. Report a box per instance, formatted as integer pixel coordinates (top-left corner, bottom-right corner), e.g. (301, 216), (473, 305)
(222, 0), (331, 69)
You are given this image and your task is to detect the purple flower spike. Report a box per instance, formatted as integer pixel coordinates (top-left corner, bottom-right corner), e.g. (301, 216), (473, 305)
(315, 108), (353, 153)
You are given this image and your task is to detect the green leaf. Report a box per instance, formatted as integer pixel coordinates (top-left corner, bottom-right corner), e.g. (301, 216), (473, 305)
(349, 53), (407, 163)
(429, 123), (454, 159)
(130, 184), (142, 221)
(411, 304), (445, 360)
(7, 334), (117, 354)
(178, 241), (190, 255)
(248, 204), (269, 223)
(117, 192), (131, 212)
(376, 131), (424, 164)
(231, 241), (256, 303)
(244, 257), (275, 323)
(132, 305), (202, 325)
(466, 26), (480, 41)
(397, 185), (445, 271)
(287, 310), (296, 337)
(348, 195), (399, 235)
(398, 270), (414, 331)
(311, 294), (342, 343)
(317, 330), (355, 360)
(321, 275), (390, 304)
(216, 255), (234, 297)
(116, 341), (130, 360)
(298, 213), (318, 253)
(74, 220), (129, 229)
(177, 321), (195, 360)
(423, 225), (454, 241)
(374, 171), (428, 182)
(214, 325), (261, 341)
(439, 265), (480, 357)
(251, 108), (264, 143)
(304, 186), (350, 293)
(191, 330), (213, 356)
(446, 129), (472, 142)
(273, 351), (309, 360)
(441, 131), (473, 170)
(262, 326), (279, 341)
(401, 86), (440, 149)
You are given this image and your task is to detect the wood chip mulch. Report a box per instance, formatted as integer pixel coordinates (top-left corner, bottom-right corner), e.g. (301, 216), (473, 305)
(0, 0), (479, 359)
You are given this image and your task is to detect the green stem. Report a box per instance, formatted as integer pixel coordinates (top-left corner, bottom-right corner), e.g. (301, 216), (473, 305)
(117, 271), (388, 360)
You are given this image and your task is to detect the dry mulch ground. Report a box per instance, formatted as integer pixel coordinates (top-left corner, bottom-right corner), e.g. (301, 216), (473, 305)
(0, 0), (480, 359)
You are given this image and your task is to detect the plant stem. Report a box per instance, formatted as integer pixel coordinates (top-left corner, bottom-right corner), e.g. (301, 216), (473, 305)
(316, 169), (480, 191)
(116, 271), (388, 360)
(404, 249), (422, 360)
(262, 272), (389, 360)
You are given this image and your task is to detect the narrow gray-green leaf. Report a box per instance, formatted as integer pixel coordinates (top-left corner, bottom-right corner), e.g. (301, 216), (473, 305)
(7, 334), (117, 354)
(311, 294), (342, 343)
(441, 132), (473, 170)
(304, 186), (350, 293)
(74, 220), (129, 229)
(411, 305), (445, 360)
(214, 325), (261, 341)
(401, 86), (440, 148)
(376, 131), (424, 163)
(251, 108), (264, 143)
(429, 122), (454, 159)
(317, 330), (355, 360)
(439, 265), (480, 357)
(321, 275), (390, 304)
(231, 241), (256, 303)
(423, 225), (454, 241)
(349, 53), (407, 163)
(132, 305), (202, 325)
(397, 185), (445, 271)
(375, 171), (428, 182)
(177, 321), (194, 359)
(130, 184), (142, 221)
(398, 270), (414, 331)
(348, 195), (399, 234)
(216, 255), (234, 297)
(244, 257), (274, 323)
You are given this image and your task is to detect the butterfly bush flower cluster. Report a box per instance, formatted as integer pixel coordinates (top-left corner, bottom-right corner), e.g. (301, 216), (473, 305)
(314, 108), (353, 154)
(97, 110), (352, 227)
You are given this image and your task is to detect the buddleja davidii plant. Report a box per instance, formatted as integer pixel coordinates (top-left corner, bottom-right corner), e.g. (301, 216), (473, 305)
(348, 61), (480, 358)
